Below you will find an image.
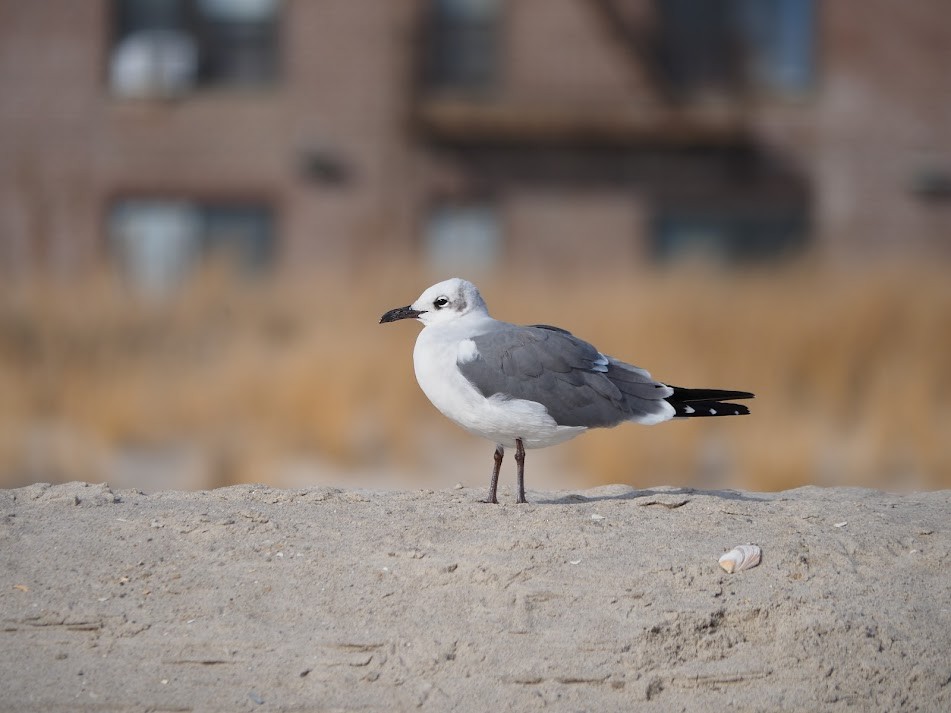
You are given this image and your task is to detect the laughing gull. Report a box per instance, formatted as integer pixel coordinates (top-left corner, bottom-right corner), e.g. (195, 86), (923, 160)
(380, 278), (753, 504)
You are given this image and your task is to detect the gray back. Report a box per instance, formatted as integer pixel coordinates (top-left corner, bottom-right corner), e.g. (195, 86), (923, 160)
(457, 325), (672, 428)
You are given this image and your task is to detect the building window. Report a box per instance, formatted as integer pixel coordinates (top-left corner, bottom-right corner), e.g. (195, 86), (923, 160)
(424, 201), (501, 270)
(424, 0), (500, 94)
(109, 198), (275, 297)
(650, 207), (808, 265)
(655, 0), (814, 98)
(110, 0), (281, 98)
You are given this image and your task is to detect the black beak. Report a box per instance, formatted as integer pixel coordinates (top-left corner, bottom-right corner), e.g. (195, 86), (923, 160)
(380, 305), (425, 324)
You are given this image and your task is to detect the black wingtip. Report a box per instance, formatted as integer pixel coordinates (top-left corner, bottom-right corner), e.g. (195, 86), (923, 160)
(671, 400), (751, 418)
(664, 386), (754, 418)
(667, 387), (755, 402)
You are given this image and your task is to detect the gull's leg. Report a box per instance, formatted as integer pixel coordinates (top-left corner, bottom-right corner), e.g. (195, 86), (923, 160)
(483, 444), (504, 504)
(515, 438), (527, 504)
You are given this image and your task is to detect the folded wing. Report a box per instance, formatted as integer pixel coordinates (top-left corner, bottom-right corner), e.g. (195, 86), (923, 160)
(457, 325), (676, 427)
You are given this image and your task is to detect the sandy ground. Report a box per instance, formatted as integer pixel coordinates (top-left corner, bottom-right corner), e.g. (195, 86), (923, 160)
(1, 481), (949, 713)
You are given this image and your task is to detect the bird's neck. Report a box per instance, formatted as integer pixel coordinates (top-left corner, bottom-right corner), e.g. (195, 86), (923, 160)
(422, 310), (499, 340)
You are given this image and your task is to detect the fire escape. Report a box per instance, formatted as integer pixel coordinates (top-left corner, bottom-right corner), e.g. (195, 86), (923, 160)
(412, 0), (812, 264)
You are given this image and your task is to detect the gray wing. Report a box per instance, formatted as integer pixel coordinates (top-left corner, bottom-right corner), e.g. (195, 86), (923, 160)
(457, 325), (673, 427)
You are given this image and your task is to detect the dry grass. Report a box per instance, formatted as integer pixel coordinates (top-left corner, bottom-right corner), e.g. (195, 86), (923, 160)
(1, 261), (949, 492)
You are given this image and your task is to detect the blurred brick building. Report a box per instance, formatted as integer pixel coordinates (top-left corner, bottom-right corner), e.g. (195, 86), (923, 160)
(0, 0), (949, 289)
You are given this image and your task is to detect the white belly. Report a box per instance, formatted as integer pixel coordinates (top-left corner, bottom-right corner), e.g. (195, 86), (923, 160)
(413, 328), (585, 449)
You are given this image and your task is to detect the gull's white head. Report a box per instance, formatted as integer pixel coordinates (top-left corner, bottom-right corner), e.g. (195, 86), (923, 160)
(380, 278), (488, 327)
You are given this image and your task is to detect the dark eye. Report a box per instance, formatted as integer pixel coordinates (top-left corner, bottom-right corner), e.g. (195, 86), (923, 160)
(433, 296), (449, 309)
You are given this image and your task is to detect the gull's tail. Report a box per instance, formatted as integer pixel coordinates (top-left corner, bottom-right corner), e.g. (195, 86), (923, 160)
(664, 387), (755, 418)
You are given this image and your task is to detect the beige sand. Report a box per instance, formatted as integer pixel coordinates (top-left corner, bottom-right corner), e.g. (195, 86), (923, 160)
(1, 482), (949, 712)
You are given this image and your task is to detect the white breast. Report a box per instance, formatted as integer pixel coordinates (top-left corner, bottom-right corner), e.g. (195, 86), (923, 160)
(412, 321), (586, 449)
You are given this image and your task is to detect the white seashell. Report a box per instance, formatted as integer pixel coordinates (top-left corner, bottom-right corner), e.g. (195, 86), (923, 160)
(718, 544), (761, 574)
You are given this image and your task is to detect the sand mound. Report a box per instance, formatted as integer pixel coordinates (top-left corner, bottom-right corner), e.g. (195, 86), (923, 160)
(1, 482), (949, 711)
